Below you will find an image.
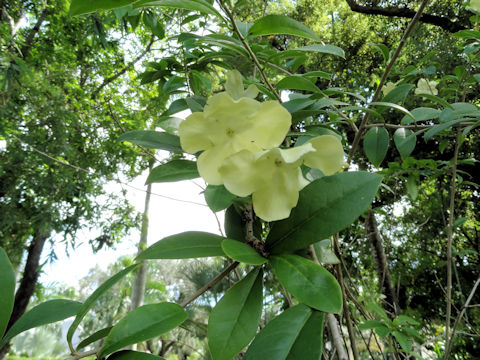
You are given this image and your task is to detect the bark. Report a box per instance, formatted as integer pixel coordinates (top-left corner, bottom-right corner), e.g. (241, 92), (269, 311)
(344, 0), (467, 33)
(130, 179), (152, 311)
(365, 211), (399, 317)
(0, 229), (50, 359)
(326, 314), (349, 360)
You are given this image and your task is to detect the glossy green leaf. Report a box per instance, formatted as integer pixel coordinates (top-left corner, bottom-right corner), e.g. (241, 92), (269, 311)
(137, 231), (225, 260)
(118, 130), (182, 152)
(423, 118), (468, 140)
(277, 76), (321, 93)
(286, 310), (325, 360)
(414, 93), (453, 109)
(1, 300), (82, 348)
(375, 325), (391, 337)
(400, 107), (441, 125)
(293, 44), (345, 58)
(67, 265), (138, 348)
(270, 255), (342, 313)
(107, 351), (165, 359)
(393, 315), (420, 327)
(438, 102), (479, 122)
(267, 172), (382, 254)
(134, 0), (222, 18)
(221, 239), (267, 265)
(204, 185), (236, 212)
(70, 0), (139, 15)
(208, 269), (263, 360)
(77, 326), (113, 350)
(406, 175), (418, 200)
(146, 160), (199, 184)
(370, 101), (415, 121)
(244, 304), (321, 360)
(0, 248), (15, 339)
(358, 320), (385, 330)
(381, 84), (414, 104)
(393, 128), (416, 159)
(99, 303), (188, 358)
(363, 126), (390, 167)
(248, 15), (321, 41)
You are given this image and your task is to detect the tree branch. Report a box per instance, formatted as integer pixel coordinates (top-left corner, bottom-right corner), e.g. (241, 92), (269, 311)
(344, 0), (467, 33)
(20, 7), (49, 59)
(92, 35), (155, 99)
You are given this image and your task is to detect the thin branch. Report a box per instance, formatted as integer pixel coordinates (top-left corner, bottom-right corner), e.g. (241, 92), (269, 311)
(444, 129), (462, 358)
(20, 7), (49, 59)
(326, 314), (349, 360)
(180, 261), (239, 307)
(344, 0), (467, 33)
(92, 35), (155, 99)
(65, 347), (100, 360)
(347, 0), (430, 165)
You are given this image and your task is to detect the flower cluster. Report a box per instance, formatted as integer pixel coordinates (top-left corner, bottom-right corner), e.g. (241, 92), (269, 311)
(179, 70), (344, 221)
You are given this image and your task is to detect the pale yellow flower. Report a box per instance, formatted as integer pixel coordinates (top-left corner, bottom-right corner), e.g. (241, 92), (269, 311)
(178, 71), (291, 184)
(382, 81), (396, 96)
(219, 135), (344, 221)
(414, 78), (438, 96)
(467, 0), (480, 13)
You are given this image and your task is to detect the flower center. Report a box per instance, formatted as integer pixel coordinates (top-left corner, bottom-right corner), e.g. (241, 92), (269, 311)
(226, 128), (235, 137)
(274, 159), (283, 167)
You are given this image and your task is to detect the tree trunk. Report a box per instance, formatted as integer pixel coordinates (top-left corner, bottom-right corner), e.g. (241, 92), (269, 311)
(365, 210), (399, 317)
(0, 228), (50, 359)
(130, 165), (153, 311)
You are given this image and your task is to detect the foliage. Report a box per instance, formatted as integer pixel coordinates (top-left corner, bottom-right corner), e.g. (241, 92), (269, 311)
(0, 0), (479, 359)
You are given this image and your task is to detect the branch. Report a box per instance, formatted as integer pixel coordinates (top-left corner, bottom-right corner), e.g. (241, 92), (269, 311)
(180, 261), (239, 307)
(344, 0), (467, 33)
(65, 347), (100, 360)
(20, 7), (49, 59)
(92, 35), (155, 99)
(347, 0), (430, 165)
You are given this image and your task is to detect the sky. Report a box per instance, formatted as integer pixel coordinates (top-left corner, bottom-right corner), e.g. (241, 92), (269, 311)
(40, 168), (225, 288)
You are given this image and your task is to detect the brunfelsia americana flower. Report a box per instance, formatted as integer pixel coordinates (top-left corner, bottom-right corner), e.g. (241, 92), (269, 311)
(219, 135), (344, 221)
(178, 70), (291, 184)
(414, 78), (438, 96)
(467, 0), (480, 13)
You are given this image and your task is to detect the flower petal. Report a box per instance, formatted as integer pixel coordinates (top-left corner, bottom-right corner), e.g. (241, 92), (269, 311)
(197, 143), (234, 185)
(303, 135), (344, 175)
(219, 150), (264, 196)
(178, 112), (215, 154)
(252, 168), (305, 221)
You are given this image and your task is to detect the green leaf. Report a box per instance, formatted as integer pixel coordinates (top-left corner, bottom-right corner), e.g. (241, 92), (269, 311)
(277, 76), (321, 93)
(208, 269), (263, 360)
(77, 326), (113, 350)
(67, 265), (138, 349)
(375, 325), (391, 337)
(70, 0), (139, 15)
(358, 320), (385, 330)
(313, 239), (339, 264)
(406, 175), (418, 200)
(424, 118), (469, 140)
(118, 130), (182, 152)
(137, 231), (225, 260)
(143, 11), (165, 38)
(401, 107), (441, 125)
(267, 172), (382, 254)
(286, 310), (325, 359)
(370, 102), (415, 121)
(414, 93), (453, 109)
(146, 160), (199, 184)
(243, 304), (320, 360)
(381, 84), (414, 104)
(393, 128), (416, 159)
(1, 300), (82, 348)
(393, 331), (413, 353)
(107, 351), (165, 359)
(248, 15), (321, 41)
(438, 102), (480, 122)
(293, 44), (345, 58)
(99, 303), (188, 358)
(363, 127), (390, 167)
(0, 248), (15, 339)
(204, 185), (236, 212)
(270, 255), (342, 313)
(393, 315), (420, 327)
(134, 0), (222, 18)
(221, 239), (267, 265)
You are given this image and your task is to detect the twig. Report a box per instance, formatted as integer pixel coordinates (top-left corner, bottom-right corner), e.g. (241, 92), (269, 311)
(180, 261), (239, 307)
(347, 0), (430, 165)
(65, 347), (100, 360)
(326, 314), (349, 360)
(445, 276), (480, 358)
(445, 129), (461, 356)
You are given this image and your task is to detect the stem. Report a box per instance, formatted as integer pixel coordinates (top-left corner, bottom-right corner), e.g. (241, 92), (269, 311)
(326, 314), (349, 360)
(64, 347), (99, 360)
(180, 261), (240, 307)
(347, 0), (430, 165)
(445, 276), (480, 358)
(445, 129), (461, 358)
